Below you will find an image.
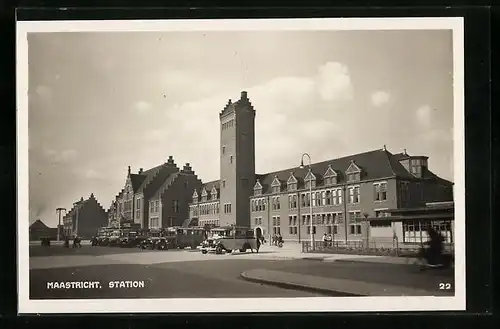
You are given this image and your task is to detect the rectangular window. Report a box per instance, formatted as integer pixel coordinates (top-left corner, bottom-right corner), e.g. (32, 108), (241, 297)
(349, 224), (362, 235)
(306, 226), (317, 235)
(349, 186), (360, 204)
(374, 182), (388, 201)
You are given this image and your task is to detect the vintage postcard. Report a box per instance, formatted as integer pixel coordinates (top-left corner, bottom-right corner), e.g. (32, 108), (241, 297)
(17, 17), (465, 313)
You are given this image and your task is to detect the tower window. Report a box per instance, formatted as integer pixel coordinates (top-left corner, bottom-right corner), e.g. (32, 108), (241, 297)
(222, 180), (226, 188)
(230, 155), (233, 164)
(222, 146), (226, 155)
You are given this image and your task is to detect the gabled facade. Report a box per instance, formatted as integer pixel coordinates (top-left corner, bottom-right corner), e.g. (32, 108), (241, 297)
(62, 193), (108, 238)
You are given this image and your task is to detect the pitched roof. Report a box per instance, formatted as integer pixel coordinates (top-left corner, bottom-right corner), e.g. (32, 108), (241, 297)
(30, 219), (49, 229)
(255, 148), (451, 194)
(130, 174), (147, 193)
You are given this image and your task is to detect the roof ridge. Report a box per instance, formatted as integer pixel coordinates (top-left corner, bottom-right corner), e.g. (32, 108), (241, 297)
(384, 150), (397, 176)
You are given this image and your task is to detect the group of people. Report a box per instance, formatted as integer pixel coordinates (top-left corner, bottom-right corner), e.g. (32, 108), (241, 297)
(63, 235), (82, 248)
(271, 234), (283, 246)
(322, 233), (335, 247)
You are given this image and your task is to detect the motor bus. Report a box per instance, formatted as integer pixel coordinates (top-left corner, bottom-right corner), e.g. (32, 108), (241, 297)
(200, 226), (257, 254)
(163, 227), (205, 249)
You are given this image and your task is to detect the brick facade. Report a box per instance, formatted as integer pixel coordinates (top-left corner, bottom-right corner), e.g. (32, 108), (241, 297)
(62, 193), (108, 238)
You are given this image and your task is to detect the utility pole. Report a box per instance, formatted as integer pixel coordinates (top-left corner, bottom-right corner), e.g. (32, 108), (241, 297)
(56, 207), (66, 241)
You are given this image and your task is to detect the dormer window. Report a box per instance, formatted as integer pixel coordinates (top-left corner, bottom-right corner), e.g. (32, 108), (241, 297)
(271, 175), (281, 194)
(201, 188), (208, 202)
(345, 160), (362, 182)
(211, 186), (218, 200)
(287, 172), (298, 191)
(253, 179), (263, 196)
(323, 165), (338, 186)
(410, 157), (428, 178)
(304, 170), (316, 189)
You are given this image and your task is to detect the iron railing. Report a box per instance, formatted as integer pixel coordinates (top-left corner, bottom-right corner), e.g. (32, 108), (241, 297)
(301, 237), (454, 257)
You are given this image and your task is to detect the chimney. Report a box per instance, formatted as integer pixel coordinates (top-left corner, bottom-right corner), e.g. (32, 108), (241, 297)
(241, 91), (248, 100)
(167, 156), (174, 164)
(403, 148), (407, 155)
(182, 163), (193, 174)
(127, 166), (131, 175)
(138, 168), (144, 174)
(90, 193), (94, 198)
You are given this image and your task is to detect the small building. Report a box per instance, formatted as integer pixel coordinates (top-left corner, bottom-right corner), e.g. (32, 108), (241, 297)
(29, 219), (57, 241)
(62, 193), (108, 238)
(366, 201), (454, 246)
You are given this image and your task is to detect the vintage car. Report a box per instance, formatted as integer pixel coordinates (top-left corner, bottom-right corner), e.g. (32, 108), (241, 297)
(139, 236), (170, 250)
(108, 233), (122, 247)
(119, 231), (146, 248)
(201, 226), (257, 254)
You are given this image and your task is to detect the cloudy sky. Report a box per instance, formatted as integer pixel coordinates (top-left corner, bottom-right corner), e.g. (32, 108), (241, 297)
(27, 29), (455, 227)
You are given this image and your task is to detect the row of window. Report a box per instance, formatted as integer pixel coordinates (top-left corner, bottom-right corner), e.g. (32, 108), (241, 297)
(221, 119), (235, 130)
(251, 183), (388, 212)
(190, 203), (220, 216)
(200, 219), (220, 227)
(149, 200), (181, 214)
(288, 224), (361, 235)
(253, 211), (366, 228)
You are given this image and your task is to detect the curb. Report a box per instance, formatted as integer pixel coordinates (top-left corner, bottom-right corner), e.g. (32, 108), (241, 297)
(240, 271), (363, 297)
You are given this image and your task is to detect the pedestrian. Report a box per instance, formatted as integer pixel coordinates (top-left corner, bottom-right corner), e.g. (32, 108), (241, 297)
(322, 233), (328, 248)
(327, 234), (333, 247)
(256, 235), (261, 253)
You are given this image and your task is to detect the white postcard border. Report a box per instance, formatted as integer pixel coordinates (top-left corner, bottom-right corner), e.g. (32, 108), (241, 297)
(16, 17), (465, 314)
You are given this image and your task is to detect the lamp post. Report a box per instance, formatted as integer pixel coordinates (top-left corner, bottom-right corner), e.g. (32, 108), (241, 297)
(299, 153), (314, 251)
(55, 207), (66, 241)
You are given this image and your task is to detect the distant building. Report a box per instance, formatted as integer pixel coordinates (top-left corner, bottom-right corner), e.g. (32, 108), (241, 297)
(62, 193), (108, 238)
(29, 219), (57, 241)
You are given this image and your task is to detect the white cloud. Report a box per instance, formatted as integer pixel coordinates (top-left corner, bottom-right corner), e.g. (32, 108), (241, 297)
(416, 105), (433, 128)
(316, 62), (354, 101)
(156, 61), (353, 179)
(134, 100), (152, 114)
(371, 91), (391, 107)
(43, 149), (78, 163)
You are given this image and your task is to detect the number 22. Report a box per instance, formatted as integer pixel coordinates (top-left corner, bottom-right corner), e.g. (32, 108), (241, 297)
(439, 283), (451, 290)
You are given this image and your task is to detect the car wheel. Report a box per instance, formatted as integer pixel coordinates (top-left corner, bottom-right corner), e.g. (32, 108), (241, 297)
(216, 245), (224, 254)
(202, 250), (208, 254)
(239, 249), (246, 252)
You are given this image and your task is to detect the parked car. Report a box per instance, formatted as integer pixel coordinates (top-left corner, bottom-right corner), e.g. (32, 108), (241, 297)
(108, 234), (121, 247)
(119, 232), (146, 248)
(139, 237), (170, 250)
(201, 226), (257, 254)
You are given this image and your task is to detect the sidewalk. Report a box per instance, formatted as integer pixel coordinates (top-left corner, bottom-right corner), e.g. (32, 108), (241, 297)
(240, 269), (452, 297)
(255, 244), (417, 265)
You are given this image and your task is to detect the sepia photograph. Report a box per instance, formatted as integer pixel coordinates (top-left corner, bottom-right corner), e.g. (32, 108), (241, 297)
(17, 17), (465, 313)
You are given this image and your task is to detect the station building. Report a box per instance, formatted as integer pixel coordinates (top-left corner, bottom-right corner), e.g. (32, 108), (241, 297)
(187, 91), (454, 243)
(105, 91), (453, 244)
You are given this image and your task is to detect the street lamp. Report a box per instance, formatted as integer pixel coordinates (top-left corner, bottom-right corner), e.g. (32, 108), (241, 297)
(299, 153), (314, 251)
(55, 207), (66, 241)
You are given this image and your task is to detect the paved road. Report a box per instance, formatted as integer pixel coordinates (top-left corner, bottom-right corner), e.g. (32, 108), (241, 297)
(29, 246), (454, 299)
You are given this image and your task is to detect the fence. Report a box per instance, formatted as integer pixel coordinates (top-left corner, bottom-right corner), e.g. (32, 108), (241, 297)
(301, 237), (454, 257)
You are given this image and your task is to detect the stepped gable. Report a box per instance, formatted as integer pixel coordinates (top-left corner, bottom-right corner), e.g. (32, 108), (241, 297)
(151, 172), (180, 199)
(30, 219), (49, 229)
(136, 156), (177, 194)
(256, 149), (398, 194)
(219, 91), (255, 118)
